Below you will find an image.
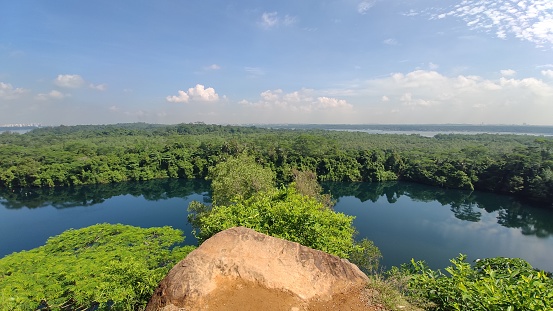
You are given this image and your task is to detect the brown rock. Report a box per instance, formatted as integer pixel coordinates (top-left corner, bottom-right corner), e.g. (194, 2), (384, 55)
(146, 227), (370, 311)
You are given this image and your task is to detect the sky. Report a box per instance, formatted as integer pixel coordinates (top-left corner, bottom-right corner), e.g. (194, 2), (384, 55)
(1, 0), (553, 126)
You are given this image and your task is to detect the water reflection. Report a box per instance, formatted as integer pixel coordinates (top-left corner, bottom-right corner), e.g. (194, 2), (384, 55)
(2, 180), (552, 271)
(323, 182), (553, 271)
(0, 179), (211, 210)
(323, 181), (553, 238)
(0, 179), (211, 258)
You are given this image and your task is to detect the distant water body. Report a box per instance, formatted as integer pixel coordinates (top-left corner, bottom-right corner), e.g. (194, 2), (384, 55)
(263, 124), (553, 137)
(0, 128), (36, 134)
(332, 129), (553, 137)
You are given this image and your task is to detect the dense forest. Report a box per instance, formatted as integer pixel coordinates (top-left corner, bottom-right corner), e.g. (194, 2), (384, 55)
(1, 123), (552, 207)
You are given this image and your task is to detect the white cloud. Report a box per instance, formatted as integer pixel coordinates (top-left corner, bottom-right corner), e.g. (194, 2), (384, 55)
(89, 83), (107, 91)
(383, 38), (398, 45)
(400, 92), (434, 107)
(499, 77), (552, 96)
(259, 12), (296, 29)
(54, 74), (84, 88)
(0, 82), (27, 99)
(429, 0), (553, 47)
(260, 12), (278, 28)
(36, 90), (68, 100)
(205, 64), (221, 70)
(242, 88), (352, 113)
(166, 84), (219, 103)
(315, 69), (553, 124)
(542, 70), (553, 78)
(352, 69), (553, 123)
(166, 90), (189, 103)
(500, 69), (516, 77)
(358, 0), (377, 14)
(402, 9), (419, 17)
(187, 84), (219, 101)
(429, 62), (439, 70)
(317, 97), (352, 109)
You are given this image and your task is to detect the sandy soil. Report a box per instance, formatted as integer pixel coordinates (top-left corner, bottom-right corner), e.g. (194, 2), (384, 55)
(203, 279), (385, 311)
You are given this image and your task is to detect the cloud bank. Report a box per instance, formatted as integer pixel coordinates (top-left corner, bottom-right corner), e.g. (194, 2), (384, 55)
(241, 88), (352, 113)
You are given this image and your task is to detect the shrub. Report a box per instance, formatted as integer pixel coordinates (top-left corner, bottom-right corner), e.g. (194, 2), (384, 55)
(189, 186), (357, 258)
(406, 254), (553, 311)
(0, 224), (194, 310)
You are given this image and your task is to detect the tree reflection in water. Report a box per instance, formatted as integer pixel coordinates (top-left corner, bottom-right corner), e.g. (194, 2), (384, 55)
(322, 181), (553, 238)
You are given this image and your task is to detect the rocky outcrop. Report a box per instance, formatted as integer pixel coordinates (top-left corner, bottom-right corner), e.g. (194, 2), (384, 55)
(146, 227), (369, 311)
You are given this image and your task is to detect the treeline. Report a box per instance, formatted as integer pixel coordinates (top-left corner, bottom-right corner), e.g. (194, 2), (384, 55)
(1, 123), (552, 206)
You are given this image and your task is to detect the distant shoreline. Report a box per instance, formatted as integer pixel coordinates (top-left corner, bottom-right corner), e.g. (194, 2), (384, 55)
(257, 124), (553, 137)
(2, 123), (553, 137)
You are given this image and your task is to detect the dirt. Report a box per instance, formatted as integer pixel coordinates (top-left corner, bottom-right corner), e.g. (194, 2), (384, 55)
(203, 278), (384, 311)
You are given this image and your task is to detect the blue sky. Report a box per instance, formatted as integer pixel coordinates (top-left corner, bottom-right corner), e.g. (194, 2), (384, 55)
(1, 0), (552, 125)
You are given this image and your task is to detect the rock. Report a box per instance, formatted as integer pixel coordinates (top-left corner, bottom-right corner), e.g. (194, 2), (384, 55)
(146, 227), (369, 311)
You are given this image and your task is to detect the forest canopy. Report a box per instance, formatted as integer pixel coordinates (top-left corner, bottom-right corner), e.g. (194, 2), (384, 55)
(1, 123), (552, 206)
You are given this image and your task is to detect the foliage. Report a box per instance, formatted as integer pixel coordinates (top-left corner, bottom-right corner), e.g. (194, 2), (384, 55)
(0, 224), (195, 310)
(290, 169), (335, 209)
(208, 154), (275, 206)
(364, 275), (424, 311)
(405, 254), (553, 311)
(1, 123), (552, 206)
(348, 238), (382, 275)
(189, 186), (358, 258)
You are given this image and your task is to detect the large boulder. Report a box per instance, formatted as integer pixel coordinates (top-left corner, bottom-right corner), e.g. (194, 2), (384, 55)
(146, 227), (370, 311)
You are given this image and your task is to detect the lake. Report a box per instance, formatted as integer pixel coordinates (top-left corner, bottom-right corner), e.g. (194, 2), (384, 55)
(1, 179), (552, 272)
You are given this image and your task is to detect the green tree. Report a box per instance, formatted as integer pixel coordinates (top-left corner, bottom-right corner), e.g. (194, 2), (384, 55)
(208, 154), (275, 206)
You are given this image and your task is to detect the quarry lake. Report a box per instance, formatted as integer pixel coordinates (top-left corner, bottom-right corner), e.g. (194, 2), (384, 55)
(1, 179), (552, 272)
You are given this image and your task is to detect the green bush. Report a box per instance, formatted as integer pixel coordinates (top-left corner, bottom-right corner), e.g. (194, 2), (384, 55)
(406, 254), (553, 311)
(0, 224), (195, 310)
(189, 186), (357, 258)
(348, 238), (382, 275)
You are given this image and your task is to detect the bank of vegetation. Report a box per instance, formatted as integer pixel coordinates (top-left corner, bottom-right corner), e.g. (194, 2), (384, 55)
(1, 123), (552, 206)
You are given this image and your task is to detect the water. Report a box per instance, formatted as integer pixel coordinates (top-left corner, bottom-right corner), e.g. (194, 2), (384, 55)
(1, 179), (552, 272)
(324, 182), (553, 270)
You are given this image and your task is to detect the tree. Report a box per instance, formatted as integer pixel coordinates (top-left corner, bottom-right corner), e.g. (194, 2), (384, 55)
(208, 154), (275, 206)
(290, 169), (334, 209)
(190, 158), (361, 258)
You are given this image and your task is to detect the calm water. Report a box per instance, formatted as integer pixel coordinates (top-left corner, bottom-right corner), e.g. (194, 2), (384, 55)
(1, 179), (552, 271)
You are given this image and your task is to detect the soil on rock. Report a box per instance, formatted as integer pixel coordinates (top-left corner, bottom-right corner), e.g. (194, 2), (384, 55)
(205, 278), (383, 311)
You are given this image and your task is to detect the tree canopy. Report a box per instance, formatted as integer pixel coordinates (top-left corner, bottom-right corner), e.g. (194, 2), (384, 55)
(0, 224), (194, 310)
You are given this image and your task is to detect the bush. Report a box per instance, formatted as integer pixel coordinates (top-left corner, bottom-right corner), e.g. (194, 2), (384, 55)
(0, 224), (195, 310)
(406, 254), (553, 311)
(189, 186), (357, 258)
(348, 238), (382, 275)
